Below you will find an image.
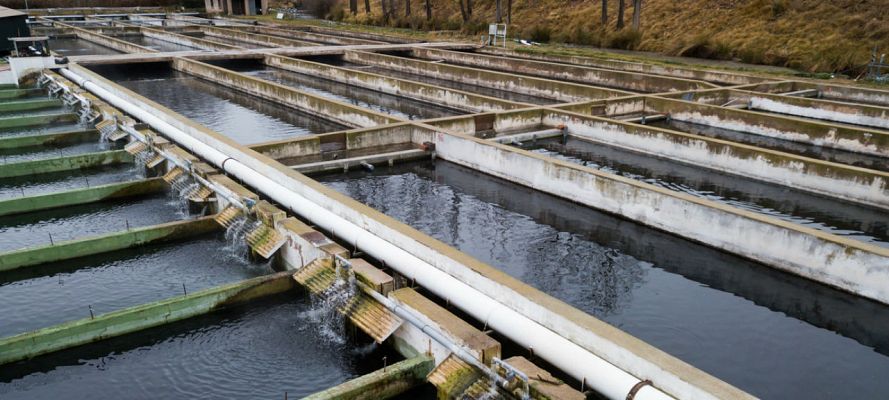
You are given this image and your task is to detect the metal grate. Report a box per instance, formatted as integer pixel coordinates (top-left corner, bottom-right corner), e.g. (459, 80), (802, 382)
(146, 154), (165, 169)
(162, 167), (184, 183)
(124, 141), (148, 155)
(214, 205), (243, 228)
(245, 223), (286, 259)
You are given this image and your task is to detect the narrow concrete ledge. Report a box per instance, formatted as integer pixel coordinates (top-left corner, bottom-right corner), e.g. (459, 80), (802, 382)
(294, 148), (428, 174)
(0, 270), (295, 365)
(0, 88), (45, 100)
(0, 112), (78, 130)
(0, 177), (166, 217)
(0, 216), (221, 272)
(200, 25), (318, 48)
(0, 98), (62, 113)
(0, 149), (133, 179)
(303, 355), (434, 400)
(0, 128), (97, 149)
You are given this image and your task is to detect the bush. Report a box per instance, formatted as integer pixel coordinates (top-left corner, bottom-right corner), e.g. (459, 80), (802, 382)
(301, 0), (337, 18)
(523, 25), (552, 43)
(606, 29), (642, 50)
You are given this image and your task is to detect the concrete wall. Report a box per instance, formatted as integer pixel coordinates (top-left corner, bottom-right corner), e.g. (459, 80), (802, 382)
(412, 47), (714, 93)
(343, 50), (621, 102)
(477, 47), (772, 86)
(141, 26), (241, 51)
(171, 57), (400, 128)
(200, 25), (319, 48)
(264, 54), (527, 113)
(541, 109), (889, 210)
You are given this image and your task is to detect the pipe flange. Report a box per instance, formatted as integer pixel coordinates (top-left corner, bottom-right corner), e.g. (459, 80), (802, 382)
(626, 380), (653, 400)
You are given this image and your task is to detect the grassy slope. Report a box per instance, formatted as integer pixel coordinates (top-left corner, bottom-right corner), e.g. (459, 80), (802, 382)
(300, 0), (889, 75)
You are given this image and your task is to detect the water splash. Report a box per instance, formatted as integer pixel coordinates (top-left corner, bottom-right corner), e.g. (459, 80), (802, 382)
(301, 270), (357, 345)
(134, 151), (153, 178)
(222, 216), (260, 263)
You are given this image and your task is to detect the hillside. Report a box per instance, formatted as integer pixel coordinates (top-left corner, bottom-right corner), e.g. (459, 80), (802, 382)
(297, 0), (889, 75)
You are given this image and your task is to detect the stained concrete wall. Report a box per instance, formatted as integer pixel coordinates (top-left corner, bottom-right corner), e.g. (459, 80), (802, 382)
(172, 57), (399, 128)
(477, 47), (772, 86)
(141, 26), (241, 51)
(343, 50), (621, 102)
(412, 47), (714, 93)
(541, 109), (889, 210)
(424, 122), (889, 305)
(200, 25), (319, 48)
(264, 54), (527, 113)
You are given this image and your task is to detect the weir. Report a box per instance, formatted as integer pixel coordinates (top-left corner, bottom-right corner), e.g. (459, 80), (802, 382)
(3, 10), (889, 400)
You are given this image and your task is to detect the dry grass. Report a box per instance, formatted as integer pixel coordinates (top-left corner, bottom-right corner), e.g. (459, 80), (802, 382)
(292, 0), (889, 74)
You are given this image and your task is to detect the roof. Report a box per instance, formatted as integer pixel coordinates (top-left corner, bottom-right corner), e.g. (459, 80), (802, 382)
(0, 6), (26, 19)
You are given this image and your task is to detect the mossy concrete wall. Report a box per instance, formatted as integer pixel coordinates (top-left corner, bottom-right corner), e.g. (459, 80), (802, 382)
(200, 25), (319, 48)
(0, 271), (295, 364)
(412, 48), (714, 93)
(0, 178), (165, 217)
(172, 57), (399, 128)
(0, 216), (221, 272)
(0, 88), (45, 100)
(343, 50), (619, 103)
(264, 54), (525, 113)
(251, 25), (384, 46)
(303, 356), (434, 400)
(0, 98), (63, 113)
(141, 26), (240, 51)
(0, 112), (77, 130)
(0, 149), (133, 178)
(0, 129), (97, 149)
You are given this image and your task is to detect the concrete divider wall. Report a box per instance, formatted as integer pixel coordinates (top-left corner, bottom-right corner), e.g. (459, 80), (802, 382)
(557, 96), (646, 117)
(343, 50), (618, 102)
(412, 47), (714, 93)
(423, 108), (544, 136)
(0, 129), (97, 149)
(0, 178), (165, 217)
(737, 80), (889, 107)
(476, 47), (773, 86)
(728, 90), (889, 130)
(540, 110), (889, 209)
(199, 26), (318, 48)
(0, 150), (133, 178)
(264, 54), (526, 113)
(171, 57), (400, 128)
(48, 21), (157, 54)
(427, 124), (889, 304)
(141, 26), (241, 51)
(644, 96), (889, 157)
(245, 25), (385, 46)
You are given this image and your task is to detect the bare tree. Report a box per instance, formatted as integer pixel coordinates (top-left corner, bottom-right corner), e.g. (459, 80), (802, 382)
(495, 0), (502, 23)
(457, 0), (468, 22)
(617, 0), (625, 29)
(467, 0), (473, 18)
(406, 0), (411, 16)
(349, 0), (357, 14)
(601, 0), (607, 28)
(425, 0), (432, 20)
(631, 0), (642, 29)
(507, 0), (512, 24)
(364, 0), (370, 14)
(381, 0), (390, 20)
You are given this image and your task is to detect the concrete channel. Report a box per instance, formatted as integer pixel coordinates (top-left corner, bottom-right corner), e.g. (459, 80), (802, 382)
(2, 10), (889, 400)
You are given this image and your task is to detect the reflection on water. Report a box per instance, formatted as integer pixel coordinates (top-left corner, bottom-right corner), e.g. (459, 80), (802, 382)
(319, 160), (889, 399)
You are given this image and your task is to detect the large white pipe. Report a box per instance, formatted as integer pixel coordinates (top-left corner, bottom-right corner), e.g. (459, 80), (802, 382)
(60, 67), (673, 400)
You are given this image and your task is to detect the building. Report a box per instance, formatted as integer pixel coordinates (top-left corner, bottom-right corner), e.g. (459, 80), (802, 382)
(0, 6), (30, 55)
(205, 0), (268, 16)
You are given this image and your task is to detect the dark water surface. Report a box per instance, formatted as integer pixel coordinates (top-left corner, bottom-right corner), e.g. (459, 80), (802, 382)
(91, 64), (346, 144)
(211, 60), (462, 120)
(524, 137), (889, 247)
(0, 194), (182, 252)
(0, 236), (266, 337)
(652, 119), (889, 172)
(0, 294), (397, 399)
(318, 161), (889, 399)
(48, 38), (121, 56)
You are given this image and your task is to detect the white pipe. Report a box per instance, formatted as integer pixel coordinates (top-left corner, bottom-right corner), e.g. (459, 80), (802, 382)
(60, 67), (673, 400)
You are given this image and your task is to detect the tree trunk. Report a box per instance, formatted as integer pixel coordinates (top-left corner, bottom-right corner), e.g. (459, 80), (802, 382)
(632, 0), (641, 29)
(425, 0), (432, 20)
(495, 0), (502, 23)
(507, 0), (512, 24)
(467, 0), (473, 18)
(406, 0), (411, 16)
(364, 0), (370, 14)
(458, 0), (468, 22)
(349, 0), (357, 14)
(617, 0), (625, 29)
(381, 0), (389, 20)
(601, 0), (607, 28)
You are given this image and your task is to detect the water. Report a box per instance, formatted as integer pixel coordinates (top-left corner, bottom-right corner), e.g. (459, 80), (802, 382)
(0, 122), (89, 138)
(0, 194), (183, 252)
(0, 140), (116, 164)
(651, 119), (889, 172)
(0, 236), (267, 337)
(302, 55), (555, 105)
(318, 160), (889, 399)
(522, 137), (889, 247)
(48, 38), (121, 56)
(116, 35), (200, 52)
(90, 64), (347, 144)
(0, 164), (138, 200)
(211, 60), (463, 120)
(0, 294), (398, 399)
